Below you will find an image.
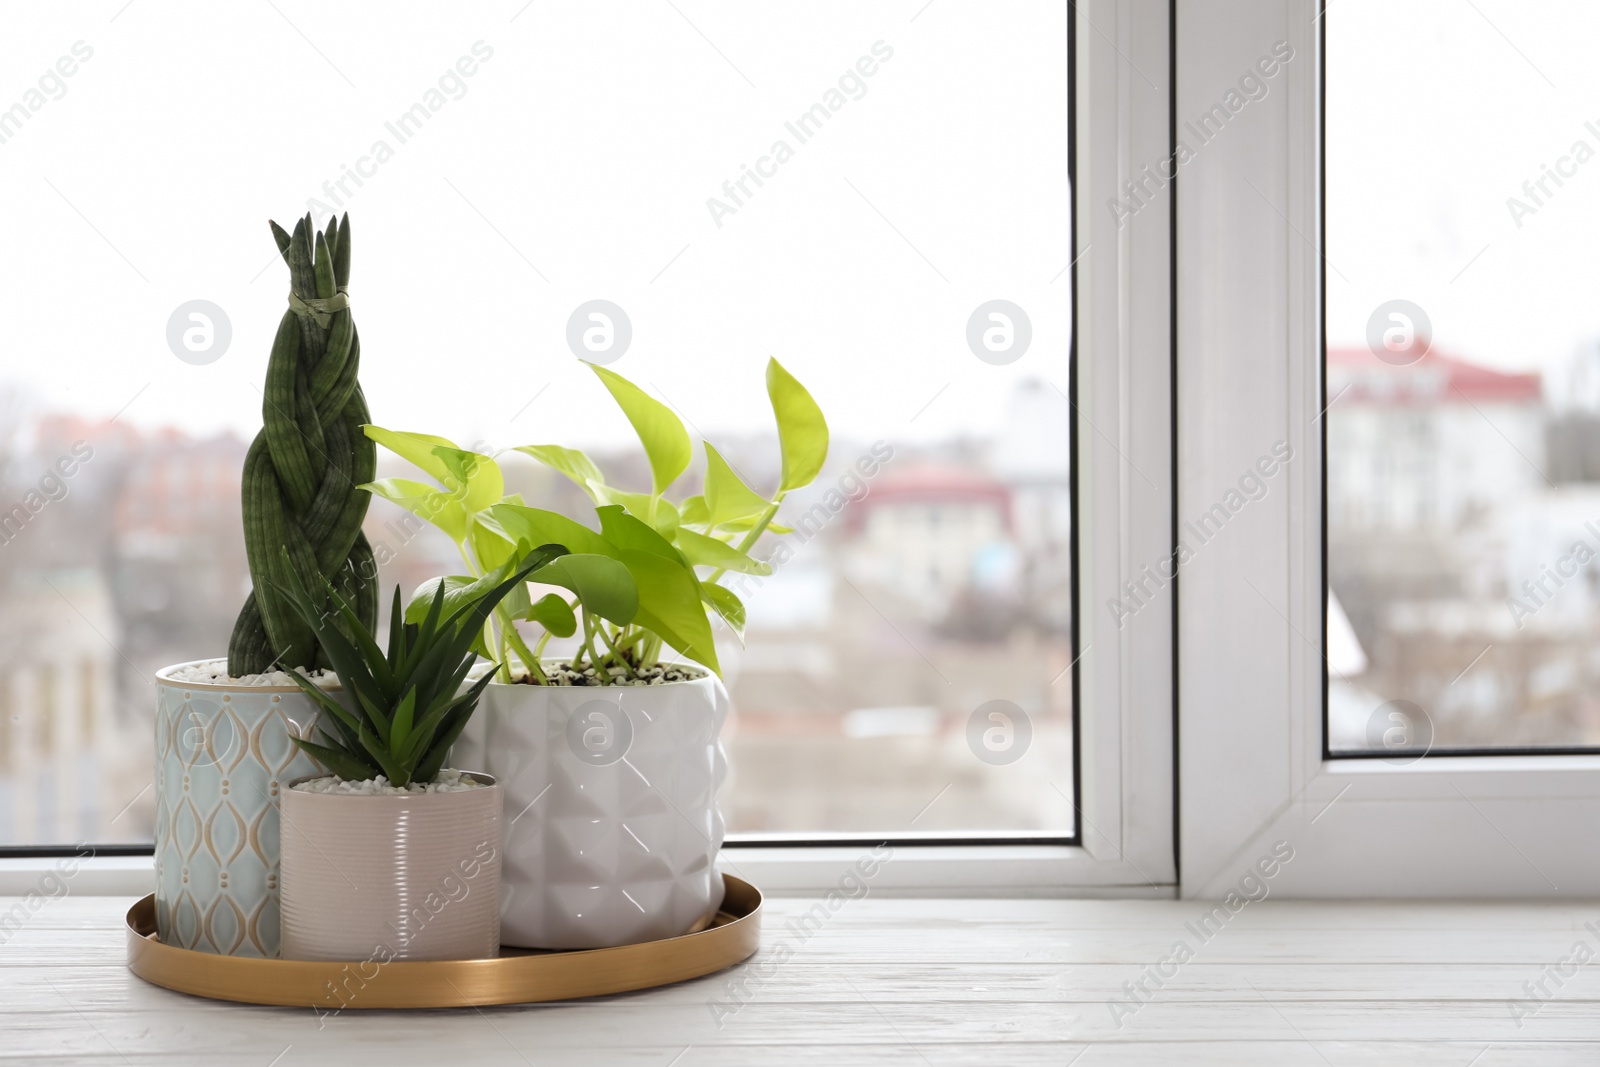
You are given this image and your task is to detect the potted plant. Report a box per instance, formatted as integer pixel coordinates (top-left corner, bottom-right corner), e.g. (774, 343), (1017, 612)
(359, 359), (828, 948)
(271, 547), (561, 961)
(153, 213), (375, 958)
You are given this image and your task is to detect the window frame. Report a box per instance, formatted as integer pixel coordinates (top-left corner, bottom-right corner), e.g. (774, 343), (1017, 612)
(1176, 0), (1600, 899)
(727, 0), (1179, 894)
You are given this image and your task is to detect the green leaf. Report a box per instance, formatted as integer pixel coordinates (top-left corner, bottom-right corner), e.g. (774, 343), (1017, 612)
(413, 674), (496, 782)
(679, 495), (709, 525)
(431, 446), (504, 513)
(406, 575), (493, 656)
(722, 513), (792, 535)
(269, 558), (387, 720)
(527, 593), (577, 637)
(361, 478), (469, 543)
(702, 582), (746, 639)
(385, 586), (404, 667)
(515, 444), (605, 500)
(596, 504), (684, 565)
(469, 515), (518, 572)
(391, 686), (418, 754)
(292, 736), (380, 782)
(591, 483), (679, 539)
(675, 528), (772, 575)
(618, 548), (720, 675)
(767, 358), (828, 491)
(282, 668), (369, 743)
(490, 503), (612, 557)
(358, 721), (409, 785)
(529, 554), (638, 626)
(363, 425), (460, 484)
(589, 364), (690, 493)
(703, 443), (771, 528)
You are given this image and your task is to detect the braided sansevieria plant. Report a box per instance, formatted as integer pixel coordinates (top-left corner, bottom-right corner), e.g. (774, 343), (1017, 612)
(227, 214), (378, 676)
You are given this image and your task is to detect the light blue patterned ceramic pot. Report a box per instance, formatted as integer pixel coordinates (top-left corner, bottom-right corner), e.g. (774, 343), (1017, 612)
(153, 660), (327, 957)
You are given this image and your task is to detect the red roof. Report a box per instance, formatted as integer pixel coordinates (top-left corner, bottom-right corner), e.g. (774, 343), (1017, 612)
(847, 464), (1012, 533)
(1326, 347), (1541, 405)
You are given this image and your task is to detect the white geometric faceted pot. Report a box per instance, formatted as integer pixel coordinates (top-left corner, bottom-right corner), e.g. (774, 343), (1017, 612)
(453, 669), (729, 949)
(152, 661), (326, 957)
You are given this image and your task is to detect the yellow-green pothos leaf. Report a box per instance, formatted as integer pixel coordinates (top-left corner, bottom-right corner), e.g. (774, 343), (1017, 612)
(589, 364), (690, 494)
(766, 358), (828, 492)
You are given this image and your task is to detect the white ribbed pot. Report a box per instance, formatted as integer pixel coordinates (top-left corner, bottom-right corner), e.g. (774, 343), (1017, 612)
(453, 668), (728, 949)
(278, 773), (502, 962)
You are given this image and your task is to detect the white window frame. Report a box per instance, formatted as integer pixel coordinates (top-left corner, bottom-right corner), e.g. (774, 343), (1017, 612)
(2, 0), (1180, 899)
(1176, 0), (1600, 898)
(725, 0), (1177, 895)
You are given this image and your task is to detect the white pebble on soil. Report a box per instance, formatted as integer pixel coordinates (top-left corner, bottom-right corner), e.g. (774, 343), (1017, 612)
(291, 768), (486, 795)
(166, 659), (339, 688)
(465, 660), (707, 687)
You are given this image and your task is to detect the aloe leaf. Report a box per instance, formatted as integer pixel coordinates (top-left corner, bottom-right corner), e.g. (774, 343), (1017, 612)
(318, 571), (396, 694)
(407, 670), (495, 773)
(410, 550), (563, 693)
(385, 586), (403, 665)
(343, 683), (393, 747)
(281, 669), (366, 740)
(391, 686), (417, 754)
(358, 722), (409, 786)
(292, 737), (380, 782)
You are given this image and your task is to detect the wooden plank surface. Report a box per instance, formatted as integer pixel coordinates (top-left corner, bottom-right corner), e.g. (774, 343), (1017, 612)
(3, 895), (1600, 1065)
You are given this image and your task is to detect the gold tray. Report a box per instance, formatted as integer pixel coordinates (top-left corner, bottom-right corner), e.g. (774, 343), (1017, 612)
(127, 875), (761, 1008)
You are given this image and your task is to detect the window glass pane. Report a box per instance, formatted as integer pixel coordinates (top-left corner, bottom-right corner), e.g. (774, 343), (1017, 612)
(0, 2), (1073, 845)
(1328, 1), (1599, 752)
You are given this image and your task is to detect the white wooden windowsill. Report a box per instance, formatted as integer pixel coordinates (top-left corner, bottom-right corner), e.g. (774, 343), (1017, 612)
(0, 851), (1175, 900)
(7, 892), (1600, 1064)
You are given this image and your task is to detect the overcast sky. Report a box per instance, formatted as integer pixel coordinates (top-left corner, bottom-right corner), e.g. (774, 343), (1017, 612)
(1327, 0), (1600, 378)
(0, 1), (1070, 457)
(6, 1), (1579, 460)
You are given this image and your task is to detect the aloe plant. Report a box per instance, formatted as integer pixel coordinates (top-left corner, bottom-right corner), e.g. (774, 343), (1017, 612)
(271, 546), (563, 786)
(229, 213), (377, 676)
(359, 358), (829, 684)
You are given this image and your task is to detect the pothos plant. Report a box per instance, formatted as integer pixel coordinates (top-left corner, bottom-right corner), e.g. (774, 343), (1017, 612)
(358, 359), (828, 685)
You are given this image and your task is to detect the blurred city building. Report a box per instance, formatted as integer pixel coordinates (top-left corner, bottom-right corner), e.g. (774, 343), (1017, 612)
(0, 380), (1079, 844)
(1327, 345), (1600, 748)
